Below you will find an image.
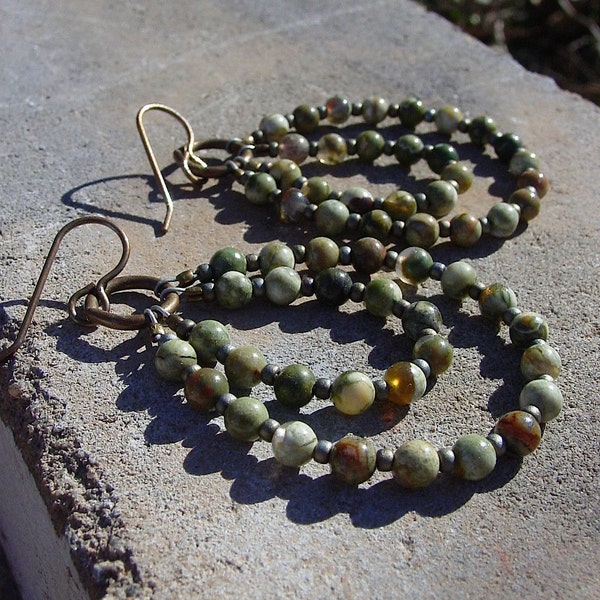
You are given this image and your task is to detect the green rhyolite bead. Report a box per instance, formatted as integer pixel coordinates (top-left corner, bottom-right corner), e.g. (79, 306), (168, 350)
(426, 143), (459, 174)
(424, 180), (458, 218)
(404, 213), (440, 248)
(395, 134), (424, 166)
(435, 105), (463, 135)
(301, 176), (331, 205)
(402, 301), (442, 340)
(509, 148), (540, 176)
(245, 172), (277, 205)
(317, 133), (347, 165)
(331, 371), (375, 415)
(364, 278), (402, 317)
(210, 247), (247, 278)
(356, 130), (385, 161)
(394, 246), (433, 285)
(259, 113), (289, 142)
(493, 132), (522, 162)
(278, 133), (310, 164)
(359, 209), (392, 241)
(362, 96), (389, 124)
(520, 342), (561, 381)
(274, 364), (316, 409)
(224, 396), (269, 442)
(453, 434), (496, 481)
(154, 338), (197, 382)
(509, 187), (540, 221)
(225, 346), (267, 390)
(393, 439), (440, 488)
(494, 410), (542, 457)
(449, 213), (482, 247)
(468, 115), (497, 145)
(305, 236), (340, 272)
(487, 203), (520, 238)
(413, 334), (453, 375)
(293, 104), (320, 134)
(519, 379), (563, 422)
(214, 271), (253, 309)
(441, 163), (473, 193)
(383, 190), (417, 221)
(314, 199), (350, 237)
(314, 267), (353, 305)
(440, 261), (478, 299)
(478, 283), (517, 320)
(258, 241), (295, 275)
(398, 96), (426, 128)
(280, 188), (309, 223)
(326, 95), (351, 124)
(330, 435), (377, 485)
(351, 237), (386, 274)
(264, 266), (301, 305)
(269, 159), (302, 190)
(185, 367), (229, 412)
(188, 320), (230, 366)
(509, 312), (549, 347)
(272, 421), (318, 466)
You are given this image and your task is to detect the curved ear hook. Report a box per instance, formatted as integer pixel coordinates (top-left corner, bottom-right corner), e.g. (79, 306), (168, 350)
(0, 215), (130, 364)
(136, 103), (206, 234)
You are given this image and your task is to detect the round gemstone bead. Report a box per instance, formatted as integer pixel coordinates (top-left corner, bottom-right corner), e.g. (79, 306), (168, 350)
(244, 172), (277, 205)
(509, 187), (540, 221)
(154, 338), (197, 382)
(468, 115), (497, 145)
(269, 159), (302, 190)
(487, 202), (520, 238)
(224, 346), (267, 390)
(317, 133), (347, 164)
(185, 367), (229, 412)
(441, 163), (473, 193)
(188, 320), (231, 366)
(314, 199), (350, 236)
(493, 133), (522, 162)
(517, 169), (549, 198)
(224, 396), (269, 442)
(280, 188), (309, 223)
(404, 213), (440, 248)
(520, 342), (562, 381)
(440, 261), (478, 299)
(356, 130), (385, 161)
(293, 104), (320, 134)
(392, 439), (440, 488)
(209, 247), (247, 278)
(413, 334), (453, 375)
(362, 96), (389, 124)
(426, 143), (459, 174)
(274, 364), (316, 409)
(351, 237), (386, 274)
(330, 435), (377, 485)
(278, 133), (310, 164)
(301, 177), (331, 205)
(394, 134), (424, 166)
(214, 271), (253, 309)
(326, 95), (351, 123)
(452, 434), (497, 481)
(424, 180), (458, 217)
(259, 113), (289, 142)
(449, 213), (482, 247)
(494, 410), (542, 457)
(331, 371), (375, 415)
(478, 283), (518, 321)
(382, 190), (417, 221)
(434, 105), (463, 135)
(364, 278), (403, 317)
(258, 241), (295, 275)
(384, 361), (427, 406)
(264, 266), (301, 305)
(398, 96), (426, 128)
(401, 301), (443, 340)
(359, 209), (392, 241)
(272, 421), (318, 466)
(339, 187), (374, 214)
(394, 247), (433, 285)
(314, 267), (353, 305)
(519, 379), (563, 422)
(509, 149), (541, 176)
(305, 236), (340, 272)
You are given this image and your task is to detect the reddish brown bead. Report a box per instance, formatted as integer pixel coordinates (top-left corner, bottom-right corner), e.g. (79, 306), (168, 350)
(351, 237), (386, 274)
(330, 435), (376, 485)
(516, 169), (550, 198)
(494, 410), (541, 457)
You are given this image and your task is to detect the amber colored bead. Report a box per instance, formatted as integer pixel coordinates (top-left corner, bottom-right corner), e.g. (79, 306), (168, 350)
(330, 435), (377, 485)
(351, 237), (386, 274)
(384, 361), (427, 406)
(494, 410), (542, 457)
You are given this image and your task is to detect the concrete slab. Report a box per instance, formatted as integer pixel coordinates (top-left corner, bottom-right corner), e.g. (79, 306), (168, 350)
(1, 0), (599, 598)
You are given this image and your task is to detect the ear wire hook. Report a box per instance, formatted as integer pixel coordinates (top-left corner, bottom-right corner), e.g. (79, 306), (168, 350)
(0, 215), (130, 364)
(136, 103), (207, 234)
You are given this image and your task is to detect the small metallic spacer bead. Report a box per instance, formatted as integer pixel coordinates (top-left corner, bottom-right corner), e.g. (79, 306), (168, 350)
(391, 221), (405, 239)
(196, 263), (213, 283)
(489, 130), (503, 145)
(350, 281), (365, 303)
(502, 306), (523, 325)
(216, 344), (235, 364)
(177, 269), (196, 286)
(468, 282), (486, 300)
(251, 129), (264, 143)
(522, 404), (543, 423)
(313, 377), (332, 399)
(246, 253), (260, 272)
(384, 250), (399, 270)
(252, 277), (265, 298)
(309, 141), (319, 157)
(292, 244), (306, 263)
(346, 139), (357, 155)
(537, 373), (555, 383)
(373, 196), (384, 210)
(285, 113), (295, 127)
(374, 379), (389, 402)
(183, 363), (202, 382)
(292, 176), (308, 189)
(415, 192), (428, 212)
(511, 202), (522, 216)
(412, 358), (431, 379)
(530, 338), (547, 347)
(388, 103), (400, 118)
(259, 161), (273, 173)
(429, 262), (447, 281)
(487, 433), (507, 457)
(328, 190), (341, 200)
(376, 448), (395, 472)
(392, 298), (411, 318)
(421, 144), (434, 157)
(352, 102), (363, 116)
(258, 418), (281, 442)
(261, 363), (280, 386)
(458, 118), (470, 133)
(269, 142), (279, 157)
(439, 219), (451, 238)
(447, 179), (460, 192)
(150, 324), (166, 344)
(175, 318), (196, 340)
(215, 393), (237, 416)
(317, 105), (327, 119)
(201, 282), (215, 302)
(300, 275), (314, 297)
(159, 332), (178, 345)
(421, 327), (439, 337)
(479, 216), (491, 234)
(424, 108), (436, 122)
(384, 140), (396, 156)
(438, 448), (455, 473)
(313, 439), (334, 464)
(267, 189), (281, 204)
(347, 213), (362, 231)
(339, 245), (352, 265)
(239, 170), (253, 185)
(304, 204), (318, 220)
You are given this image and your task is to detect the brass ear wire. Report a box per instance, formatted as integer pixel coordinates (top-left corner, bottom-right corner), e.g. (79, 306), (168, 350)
(0, 215), (130, 364)
(136, 103), (208, 234)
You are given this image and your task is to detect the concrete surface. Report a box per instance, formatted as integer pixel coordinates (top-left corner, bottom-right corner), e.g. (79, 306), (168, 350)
(1, 0), (599, 598)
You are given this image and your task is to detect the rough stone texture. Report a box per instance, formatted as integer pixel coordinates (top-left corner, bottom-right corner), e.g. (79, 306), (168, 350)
(1, 0), (599, 598)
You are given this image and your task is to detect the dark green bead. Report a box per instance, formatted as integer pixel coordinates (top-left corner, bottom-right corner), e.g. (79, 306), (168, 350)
(440, 163), (473, 193)
(225, 346), (267, 390)
(359, 209), (393, 241)
(293, 104), (320, 134)
(493, 133), (522, 162)
(301, 176), (331, 205)
(356, 130), (385, 161)
(185, 367), (229, 412)
(509, 312), (549, 347)
(274, 364), (316, 409)
(364, 278), (402, 317)
(314, 199), (350, 236)
(395, 134), (424, 166)
(398, 96), (426, 128)
(258, 241), (295, 275)
(209, 247), (247, 278)
(314, 267), (353, 306)
(244, 172), (277, 205)
(424, 180), (458, 217)
(188, 320), (230, 366)
(351, 237), (386, 274)
(224, 396), (269, 442)
(214, 271), (253, 309)
(468, 116), (497, 145)
(478, 283), (517, 320)
(426, 143), (459, 174)
(487, 203), (519, 238)
(413, 334), (453, 375)
(402, 301), (443, 340)
(404, 213), (440, 248)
